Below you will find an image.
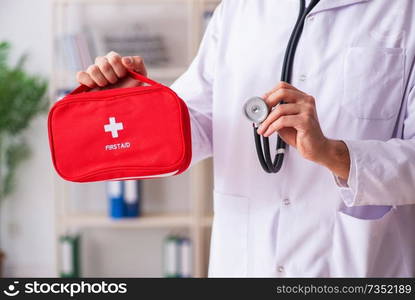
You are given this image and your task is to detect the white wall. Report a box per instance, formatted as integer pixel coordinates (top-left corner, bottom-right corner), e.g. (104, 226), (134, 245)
(0, 0), (56, 276)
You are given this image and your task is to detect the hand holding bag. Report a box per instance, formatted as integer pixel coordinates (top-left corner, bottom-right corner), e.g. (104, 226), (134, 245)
(48, 70), (192, 182)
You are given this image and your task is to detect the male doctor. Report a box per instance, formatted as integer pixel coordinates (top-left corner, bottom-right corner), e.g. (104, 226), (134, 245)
(77, 0), (415, 277)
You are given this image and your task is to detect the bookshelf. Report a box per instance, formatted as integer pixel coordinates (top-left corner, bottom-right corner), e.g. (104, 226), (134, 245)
(61, 214), (213, 229)
(51, 0), (219, 277)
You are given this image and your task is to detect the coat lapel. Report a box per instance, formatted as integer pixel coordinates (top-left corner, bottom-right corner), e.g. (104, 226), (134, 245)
(311, 0), (372, 14)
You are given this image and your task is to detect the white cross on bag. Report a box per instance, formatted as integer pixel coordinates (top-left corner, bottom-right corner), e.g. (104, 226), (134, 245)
(104, 117), (124, 138)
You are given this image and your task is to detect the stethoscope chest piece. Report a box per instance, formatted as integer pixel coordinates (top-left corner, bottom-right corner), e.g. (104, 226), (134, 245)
(243, 97), (269, 124)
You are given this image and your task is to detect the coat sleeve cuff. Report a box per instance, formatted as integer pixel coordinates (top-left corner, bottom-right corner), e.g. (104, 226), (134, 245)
(332, 140), (363, 207)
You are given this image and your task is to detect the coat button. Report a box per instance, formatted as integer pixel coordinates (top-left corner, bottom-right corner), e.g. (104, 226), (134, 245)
(283, 198), (290, 206)
(299, 74), (307, 82)
(277, 266), (285, 273)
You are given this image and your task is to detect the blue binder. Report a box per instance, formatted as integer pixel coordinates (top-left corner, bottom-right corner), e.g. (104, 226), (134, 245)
(178, 237), (192, 278)
(123, 180), (141, 217)
(107, 181), (124, 219)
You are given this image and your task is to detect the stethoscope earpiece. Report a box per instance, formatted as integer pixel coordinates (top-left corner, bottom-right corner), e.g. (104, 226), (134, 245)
(243, 97), (269, 124)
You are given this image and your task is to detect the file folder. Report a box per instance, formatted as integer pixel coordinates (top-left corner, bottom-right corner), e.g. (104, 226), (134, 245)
(124, 180), (140, 217)
(178, 237), (192, 278)
(60, 234), (80, 278)
(164, 235), (179, 277)
(107, 181), (124, 219)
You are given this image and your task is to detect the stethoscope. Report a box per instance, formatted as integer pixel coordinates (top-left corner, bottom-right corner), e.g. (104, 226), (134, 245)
(243, 0), (320, 173)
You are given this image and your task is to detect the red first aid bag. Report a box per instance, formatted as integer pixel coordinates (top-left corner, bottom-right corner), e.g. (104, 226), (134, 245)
(48, 70), (192, 182)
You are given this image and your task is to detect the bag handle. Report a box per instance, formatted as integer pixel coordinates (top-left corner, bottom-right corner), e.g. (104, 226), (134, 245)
(69, 70), (160, 95)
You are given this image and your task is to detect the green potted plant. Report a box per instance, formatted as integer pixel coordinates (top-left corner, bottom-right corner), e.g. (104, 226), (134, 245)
(0, 41), (48, 277)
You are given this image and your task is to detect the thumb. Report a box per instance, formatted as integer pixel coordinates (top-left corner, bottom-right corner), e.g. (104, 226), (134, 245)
(121, 56), (147, 76)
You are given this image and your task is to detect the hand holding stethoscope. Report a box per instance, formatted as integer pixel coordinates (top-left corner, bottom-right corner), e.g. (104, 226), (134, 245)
(257, 82), (328, 164)
(247, 79), (351, 180)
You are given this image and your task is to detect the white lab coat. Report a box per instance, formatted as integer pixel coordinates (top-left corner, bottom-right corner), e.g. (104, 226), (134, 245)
(171, 0), (415, 277)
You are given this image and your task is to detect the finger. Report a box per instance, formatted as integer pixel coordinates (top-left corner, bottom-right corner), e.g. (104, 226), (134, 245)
(262, 81), (306, 99)
(76, 71), (96, 88)
(106, 51), (127, 78)
(122, 56), (147, 76)
(257, 103), (302, 135)
(95, 56), (118, 84)
(86, 64), (108, 87)
(263, 115), (302, 137)
(264, 88), (305, 107)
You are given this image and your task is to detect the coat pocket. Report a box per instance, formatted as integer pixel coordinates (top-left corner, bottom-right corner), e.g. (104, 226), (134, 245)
(342, 46), (404, 120)
(208, 190), (249, 277)
(331, 207), (403, 277)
